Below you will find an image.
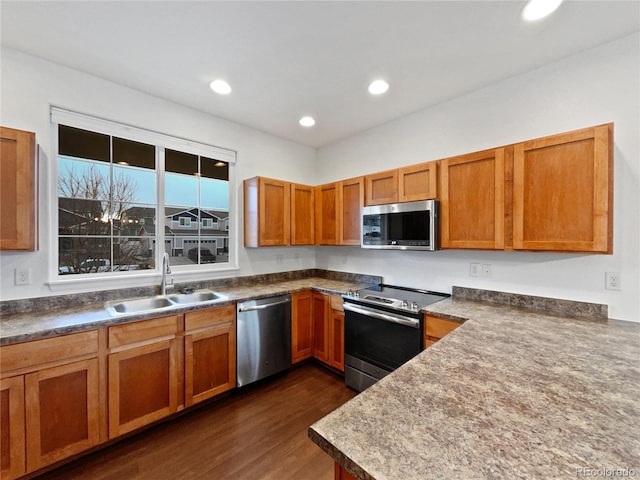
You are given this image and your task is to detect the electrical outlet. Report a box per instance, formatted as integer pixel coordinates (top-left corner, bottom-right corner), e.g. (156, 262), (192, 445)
(605, 272), (621, 291)
(15, 267), (31, 285)
(482, 264), (492, 278)
(470, 263), (481, 277)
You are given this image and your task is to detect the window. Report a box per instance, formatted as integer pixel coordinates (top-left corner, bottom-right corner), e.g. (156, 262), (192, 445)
(164, 148), (230, 265)
(53, 108), (236, 278)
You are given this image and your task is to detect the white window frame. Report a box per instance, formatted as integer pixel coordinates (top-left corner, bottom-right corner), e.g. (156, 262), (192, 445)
(202, 218), (213, 228)
(47, 106), (238, 291)
(179, 217), (192, 227)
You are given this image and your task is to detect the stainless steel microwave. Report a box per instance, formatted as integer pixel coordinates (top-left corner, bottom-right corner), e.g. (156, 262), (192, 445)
(361, 200), (439, 251)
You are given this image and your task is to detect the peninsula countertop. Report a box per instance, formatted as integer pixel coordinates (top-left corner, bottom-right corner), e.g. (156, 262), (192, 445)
(309, 297), (640, 480)
(0, 277), (367, 345)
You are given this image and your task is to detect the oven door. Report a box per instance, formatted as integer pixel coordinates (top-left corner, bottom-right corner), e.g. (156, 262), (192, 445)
(343, 303), (422, 372)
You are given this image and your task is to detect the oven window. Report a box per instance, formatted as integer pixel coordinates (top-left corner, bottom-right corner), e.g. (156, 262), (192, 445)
(344, 310), (422, 371)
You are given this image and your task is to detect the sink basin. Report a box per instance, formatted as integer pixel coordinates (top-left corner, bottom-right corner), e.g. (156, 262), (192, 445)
(105, 290), (228, 316)
(106, 296), (174, 315)
(169, 290), (226, 304)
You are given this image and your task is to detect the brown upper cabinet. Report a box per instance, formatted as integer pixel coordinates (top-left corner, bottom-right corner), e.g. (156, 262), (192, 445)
(365, 169), (398, 205)
(244, 177), (315, 247)
(398, 161), (438, 202)
(0, 126), (37, 251)
(512, 123), (613, 253)
(291, 183), (315, 245)
(440, 123), (613, 253)
(315, 182), (339, 245)
(365, 161), (438, 206)
(338, 176), (365, 245)
(440, 148), (506, 250)
(244, 123), (613, 254)
(316, 178), (365, 246)
(244, 177), (291, 247)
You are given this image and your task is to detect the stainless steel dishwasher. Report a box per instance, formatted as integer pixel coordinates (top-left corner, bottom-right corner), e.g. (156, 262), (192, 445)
(236, 294), (292, 387)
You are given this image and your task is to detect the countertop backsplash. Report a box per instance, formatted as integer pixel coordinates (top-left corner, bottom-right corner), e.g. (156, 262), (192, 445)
(0, 269), (382, 316)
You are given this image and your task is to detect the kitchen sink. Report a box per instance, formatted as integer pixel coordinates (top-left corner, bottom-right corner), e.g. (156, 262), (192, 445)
(105, 289), (228, 316)
(168, 291), (224, 304)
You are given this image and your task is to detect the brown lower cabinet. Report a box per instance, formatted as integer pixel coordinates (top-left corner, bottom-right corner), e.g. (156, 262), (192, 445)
(423, 315), (462, 348)
(1, 376), (25, 480)
(184, 305), (236, 406)
(312, 291), (330, 363)
(107, 316), (179, 438)
(334, 463), (357, 480)
(292, 290), (313, 363)
(0, 305), (239, 478)
(0, 331), (100, 480)
(292, 290), (344, 373)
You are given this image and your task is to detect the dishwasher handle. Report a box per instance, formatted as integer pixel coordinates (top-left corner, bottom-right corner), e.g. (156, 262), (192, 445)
(237, 298), (291, 312)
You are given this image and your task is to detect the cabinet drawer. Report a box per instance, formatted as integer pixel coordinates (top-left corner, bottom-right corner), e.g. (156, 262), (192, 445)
(184, 305), (235, 331)
(425, 316), (462, 339)
(108, 316), (177, 348)
(329, 294), (344, 312)
(1, 330), (98, 374)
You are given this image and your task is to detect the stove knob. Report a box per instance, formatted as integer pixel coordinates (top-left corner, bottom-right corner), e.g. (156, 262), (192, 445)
(346, 290), (353, 297)
(412, 302), (419, 311)
(354, 291), (360, 298)
(402, 300), (409, 308)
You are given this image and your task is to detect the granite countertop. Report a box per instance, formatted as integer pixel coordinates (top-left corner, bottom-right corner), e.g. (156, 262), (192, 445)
(0, 277), (366, 346)
(309, 297), (640, 480)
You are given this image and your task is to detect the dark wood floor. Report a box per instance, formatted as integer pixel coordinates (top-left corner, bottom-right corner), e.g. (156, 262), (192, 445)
(36, 363), (356, 480)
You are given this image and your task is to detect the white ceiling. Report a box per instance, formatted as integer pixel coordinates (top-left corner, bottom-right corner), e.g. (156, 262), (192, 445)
(1, 1), (639, 148)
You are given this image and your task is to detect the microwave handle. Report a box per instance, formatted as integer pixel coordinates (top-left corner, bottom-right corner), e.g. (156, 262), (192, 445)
(343, 303), (420, 329)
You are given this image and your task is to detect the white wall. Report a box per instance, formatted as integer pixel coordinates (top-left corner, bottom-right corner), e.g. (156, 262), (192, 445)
(0, 47), (317, 300)
(316, 33), (640, 322)
(2, 34), (639, 322)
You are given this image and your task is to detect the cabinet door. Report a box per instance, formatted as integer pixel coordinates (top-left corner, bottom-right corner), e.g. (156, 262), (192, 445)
(244, 177), (290, 247)
(365, 169), (398, 205)
(328, 310), (345, 372)
(108, 339), (178, 438)
(291, 290), (313, 363)
(424, 315), (462, 348)
(291, 183), (315, 245)
(440, 148), (506, 249)
(24, 358), (100, 472)
(0, 126), (37, 251)
(185, 322), (236, 406)
(398, 161), (438, 202)
(315, 183), (339, 245)
(513, 124), (613, 253)
(338, 177), (364, 246)
(312, 292), (330, 363)
(0, 376), (25, 480)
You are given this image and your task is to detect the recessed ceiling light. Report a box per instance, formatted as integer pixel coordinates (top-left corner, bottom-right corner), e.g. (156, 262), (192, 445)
(299, 116), (315, 127)
(209, 79), (232, 95)
(368, 79), (389, 95)
(521, 0), (564, 21)
(214, 161), (226, 167)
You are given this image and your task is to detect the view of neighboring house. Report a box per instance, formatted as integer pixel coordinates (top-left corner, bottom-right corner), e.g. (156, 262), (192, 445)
(58, 200), (229, 270)
(122, 206), (229, 258)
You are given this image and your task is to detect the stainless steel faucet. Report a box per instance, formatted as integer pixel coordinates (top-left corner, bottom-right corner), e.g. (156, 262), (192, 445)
(161, 252), (172, 296)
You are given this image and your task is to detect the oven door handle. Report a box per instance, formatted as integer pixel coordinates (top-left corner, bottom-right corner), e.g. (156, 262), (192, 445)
(343, 303), (420, 329)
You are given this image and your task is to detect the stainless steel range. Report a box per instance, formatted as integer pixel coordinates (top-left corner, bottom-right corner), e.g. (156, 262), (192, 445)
(342, 284), (449, 392)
